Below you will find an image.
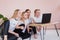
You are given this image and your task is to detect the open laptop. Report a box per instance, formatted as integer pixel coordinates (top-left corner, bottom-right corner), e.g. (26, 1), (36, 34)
(36, 13), (51, 24)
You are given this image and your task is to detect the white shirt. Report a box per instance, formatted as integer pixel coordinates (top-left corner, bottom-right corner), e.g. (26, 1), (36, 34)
(25, 19), (30, 25)
(9, 18), (18, 31)
(28, 17), (33, 23)
(33, 14), (42, 23)
(18, 19), (31, 26)
(18, 20), (24, 25)
(18, 19), (30, 33)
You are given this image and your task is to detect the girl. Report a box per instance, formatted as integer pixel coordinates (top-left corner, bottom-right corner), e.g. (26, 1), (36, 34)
(8, 9), (24, 40)
(25, 9), (37, 39)
(33, 9), (42, 32)
(3, 9), (24, 40)
(14, 11), (31, 39)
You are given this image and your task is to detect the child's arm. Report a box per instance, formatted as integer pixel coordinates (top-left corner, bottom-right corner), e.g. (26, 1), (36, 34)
(31, 18), (36, 24)
(26, 24), (32, 33)
(3, 20), (9, 40)
(4, 35), (7, 40)
(27, 25), (29, 33)
(15, 24), (24, 29)
(8, 30), (19, 37)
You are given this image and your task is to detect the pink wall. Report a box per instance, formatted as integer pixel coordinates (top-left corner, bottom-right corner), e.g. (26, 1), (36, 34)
(0, 0), (60, 23)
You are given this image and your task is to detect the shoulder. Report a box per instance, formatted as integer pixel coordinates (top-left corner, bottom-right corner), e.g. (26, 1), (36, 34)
(32, 16), (36, 19)
(18, 20), (24, 25)
(9, 18), (17, 23)
(9, 18), (15, 21)
(19, 20), (23, 23)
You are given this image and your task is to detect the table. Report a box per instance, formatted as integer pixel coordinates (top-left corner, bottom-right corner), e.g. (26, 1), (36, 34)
(29, 22), (60, 40)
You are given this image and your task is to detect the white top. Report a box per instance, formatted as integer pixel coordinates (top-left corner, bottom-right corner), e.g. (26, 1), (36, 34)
(18, 19), (29, 25)
(25, 19), (31, 25)
(9, 18), (18, 31)
(24, 17), (33, 24)
(28, 17), (33, 23)
(18, 18), (32, 25)
(33, 14), (42, 23)
(18, 19), (31, 33)
(18, 20), (24, 25)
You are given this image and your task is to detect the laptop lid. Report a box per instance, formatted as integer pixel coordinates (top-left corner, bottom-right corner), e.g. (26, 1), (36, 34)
(41, 13), (51, 24)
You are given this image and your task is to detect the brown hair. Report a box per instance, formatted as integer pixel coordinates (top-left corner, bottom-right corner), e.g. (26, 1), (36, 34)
(34, 9), (40, 13)
(25, 9), (31, 12)
(11, 9), (20, 18)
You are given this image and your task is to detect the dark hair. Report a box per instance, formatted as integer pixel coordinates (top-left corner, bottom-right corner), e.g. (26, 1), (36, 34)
(25, 9), (31, 12)
(34, 9), (40, 13)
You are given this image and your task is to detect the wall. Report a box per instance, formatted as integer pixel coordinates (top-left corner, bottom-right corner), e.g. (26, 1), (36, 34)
(0, 0), (60, 29)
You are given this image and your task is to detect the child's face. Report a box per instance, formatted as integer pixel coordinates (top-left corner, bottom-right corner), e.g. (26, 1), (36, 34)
(23, 12), (28, 19)
(17, 11), (22, 18)
(27, 11), (31, 17)
(35, 11), (40, 17)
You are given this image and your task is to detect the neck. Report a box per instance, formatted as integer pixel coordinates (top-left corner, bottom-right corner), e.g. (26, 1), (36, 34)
(35, 15), (39, 18)
(20, 18), (27, 22)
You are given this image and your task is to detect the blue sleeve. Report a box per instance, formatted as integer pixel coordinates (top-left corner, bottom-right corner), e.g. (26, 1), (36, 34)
(3, 20), (9, 35)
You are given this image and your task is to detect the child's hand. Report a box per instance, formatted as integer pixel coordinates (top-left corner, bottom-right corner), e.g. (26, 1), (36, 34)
(20, 26), (24, 29)
(4, 37), (7, 40)
(4, 35), (7, 40)
(37, 25), (41, 32)
(15, 33), (19, 37)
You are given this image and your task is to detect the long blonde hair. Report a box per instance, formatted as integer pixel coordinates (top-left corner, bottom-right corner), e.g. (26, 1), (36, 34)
(11, 9), (20, 18)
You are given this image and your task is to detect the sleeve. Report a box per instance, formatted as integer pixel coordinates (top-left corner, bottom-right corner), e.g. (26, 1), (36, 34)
(3, 20), (9, 35)
(40, 14), (43, 23)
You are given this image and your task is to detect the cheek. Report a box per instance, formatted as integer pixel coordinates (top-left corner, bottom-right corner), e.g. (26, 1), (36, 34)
(18, 13), (22, 17)
(36, 13), (37, 15)
(18, 13), (22, 16)
(37, 13), (40, 16)
(28, 13), (30, 15)
(24, 15), (28, 18)
(17, 14), (20, 18)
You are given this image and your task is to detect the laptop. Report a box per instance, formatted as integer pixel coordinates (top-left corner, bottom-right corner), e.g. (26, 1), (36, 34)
(36, 13), (51, 24)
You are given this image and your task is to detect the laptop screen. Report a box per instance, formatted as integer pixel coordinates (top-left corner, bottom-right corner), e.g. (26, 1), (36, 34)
(42, 13), (51, 24)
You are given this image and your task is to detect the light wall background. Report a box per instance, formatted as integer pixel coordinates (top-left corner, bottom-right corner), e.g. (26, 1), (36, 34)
(0, 0), (60, 29)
